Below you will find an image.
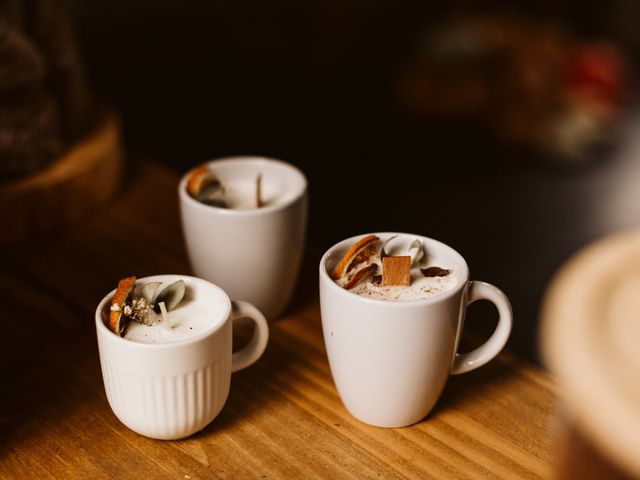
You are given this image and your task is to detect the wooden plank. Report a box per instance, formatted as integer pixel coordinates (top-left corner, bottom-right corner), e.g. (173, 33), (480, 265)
(0, 161), (558, 479)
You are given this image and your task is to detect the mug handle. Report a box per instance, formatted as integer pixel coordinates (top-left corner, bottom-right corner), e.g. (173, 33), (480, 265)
(230, 300), (269, 373)
(451, 281), (512, 375)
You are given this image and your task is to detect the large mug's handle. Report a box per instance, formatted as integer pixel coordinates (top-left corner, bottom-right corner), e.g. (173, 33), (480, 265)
(451, 281), (512, 375)
(230, 301), (269, 373)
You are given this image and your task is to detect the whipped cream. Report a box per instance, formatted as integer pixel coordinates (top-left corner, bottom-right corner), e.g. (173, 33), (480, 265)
(343, 252), (458, 301)
(349, 266), (458, 301)
(124, 301), (216, 344)
(223, 178), (287, 209)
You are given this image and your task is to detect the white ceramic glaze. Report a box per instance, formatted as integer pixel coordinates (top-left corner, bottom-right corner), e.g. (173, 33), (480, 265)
(319, 233), (512, 428)
(541, 228), (640, 477)
(95, 274), (269, 440)
(178, 156), (308, 320)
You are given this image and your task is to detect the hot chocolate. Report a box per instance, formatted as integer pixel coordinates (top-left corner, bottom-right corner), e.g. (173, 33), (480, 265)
(332, 234), (458, 301)
(124, 300), (215, 344)
(186, 162), (293, 210)
(106, 276), (222, 343)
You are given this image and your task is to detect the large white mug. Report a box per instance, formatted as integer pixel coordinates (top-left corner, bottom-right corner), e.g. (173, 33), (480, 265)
(95, 274), (269, 440)
(319, 233), (512, 428)
(178, 156), (308, 320)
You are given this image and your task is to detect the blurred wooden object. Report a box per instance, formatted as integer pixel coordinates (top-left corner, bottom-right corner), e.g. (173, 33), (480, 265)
(0, 106), (123, 246)
(542, 229), (640, 479)
(555, 423), (635, 480)
(0, 161), (559, 479)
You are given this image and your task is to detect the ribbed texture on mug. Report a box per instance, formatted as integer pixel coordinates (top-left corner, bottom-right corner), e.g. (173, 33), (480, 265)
(100, 355), (230, 439)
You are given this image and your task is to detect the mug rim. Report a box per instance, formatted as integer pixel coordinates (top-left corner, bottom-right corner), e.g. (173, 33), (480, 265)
(95, 274), (232, 349)
(320, 232), (470, 307)
(178, 155), (308, 217)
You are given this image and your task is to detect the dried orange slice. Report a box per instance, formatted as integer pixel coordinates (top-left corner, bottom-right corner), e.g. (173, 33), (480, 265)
(343, 264), (377, 290)
(332, 234), (380, 280)
(187, 164), (216, 197)
(109, 275), (136, 336)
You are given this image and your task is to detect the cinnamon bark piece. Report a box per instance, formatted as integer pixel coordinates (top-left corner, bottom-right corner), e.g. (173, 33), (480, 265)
(382, 256), (411, 286)
(421, 267), (451, 277)
(256, 173), (263, 208)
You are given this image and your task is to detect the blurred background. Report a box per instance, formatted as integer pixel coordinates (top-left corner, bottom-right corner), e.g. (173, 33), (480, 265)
(3, 0), (640, 363)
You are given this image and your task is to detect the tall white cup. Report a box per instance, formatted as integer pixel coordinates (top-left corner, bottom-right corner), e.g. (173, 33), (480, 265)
(179, 156), (308, 320)
(95, 274), (269, 440)
(319, 233), (512, 428)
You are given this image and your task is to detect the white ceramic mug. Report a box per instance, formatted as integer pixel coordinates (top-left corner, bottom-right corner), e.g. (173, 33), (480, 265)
(95, 274), (269, 440)
(178, 156), (308, 320)
(319, 233), (512, 428)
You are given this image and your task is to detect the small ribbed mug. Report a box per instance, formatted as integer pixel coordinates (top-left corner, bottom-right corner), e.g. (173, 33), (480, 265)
(95, 274), (268, 440)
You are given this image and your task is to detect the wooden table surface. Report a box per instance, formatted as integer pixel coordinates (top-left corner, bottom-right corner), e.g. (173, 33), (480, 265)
(0, 161), (559, 479)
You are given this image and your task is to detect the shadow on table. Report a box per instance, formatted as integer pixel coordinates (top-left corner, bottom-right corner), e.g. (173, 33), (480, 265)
(196, 305), (328, 438)
(272, 246), (322, 325)
(190, 360), (296, 439)
(0, 329), (100, 455)
(425, 343), (527, 428)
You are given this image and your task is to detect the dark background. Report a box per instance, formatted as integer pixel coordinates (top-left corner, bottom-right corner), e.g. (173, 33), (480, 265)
(72, 1), (640, 363)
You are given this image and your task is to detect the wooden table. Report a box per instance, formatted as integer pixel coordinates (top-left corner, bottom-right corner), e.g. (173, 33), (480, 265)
(0, 161), (559, 479)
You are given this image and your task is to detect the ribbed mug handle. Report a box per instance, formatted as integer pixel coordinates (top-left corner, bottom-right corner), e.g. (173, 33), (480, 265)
(230, 300), (269, 373)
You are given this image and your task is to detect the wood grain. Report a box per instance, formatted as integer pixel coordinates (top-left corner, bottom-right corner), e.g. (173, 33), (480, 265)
(0, 162), (559, 479)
